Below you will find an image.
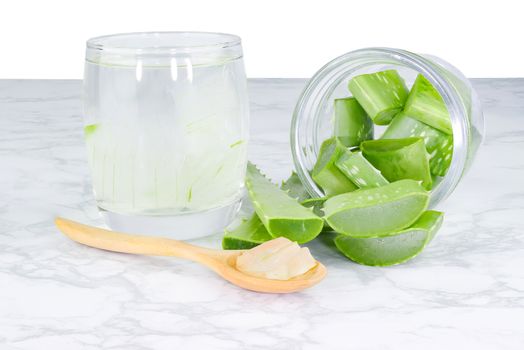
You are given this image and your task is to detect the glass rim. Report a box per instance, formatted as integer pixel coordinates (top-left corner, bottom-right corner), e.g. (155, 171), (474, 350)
(86, 31), (242, 54)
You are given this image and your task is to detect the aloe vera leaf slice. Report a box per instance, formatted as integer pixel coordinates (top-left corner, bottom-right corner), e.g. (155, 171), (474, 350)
(334, 97), (373, 147)
(382, 113), (453, 176)
(281, 171), (311, 202)
(246, 163), (324, 244)
(335, 150), (389, 189)
(361, 137), (433, 190)
(222, 214), (273, 250)
(311, 138), (358, 196)
(323, 179), (429, 237)
(334, 210), (443, 266)
(348, 70), (408, 125)
(404, 74), (452, 134)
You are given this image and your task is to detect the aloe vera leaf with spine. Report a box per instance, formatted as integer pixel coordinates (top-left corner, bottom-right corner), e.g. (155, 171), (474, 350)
(335, 150), (389, 189)
(403, 74), (452, 134)
(361, 137), (433, 190)
(323, 179), (429, 237)
(348, 70), (408, 125)
(334, 210), (443, 266)
(311, 138), (358, 196)
(246, 163), (324, 244)
(334, 97), (373, 147)
(381, 113), (453, 176)
(281, 171), (311, 202)
(222, 214), (273, 250)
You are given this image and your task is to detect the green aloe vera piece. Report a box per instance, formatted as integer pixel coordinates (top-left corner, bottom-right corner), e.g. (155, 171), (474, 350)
(334, 97), (373, 147)
(311, 138), (358, 196)
(281, 172), (311, 202)
(334, 210), (443, 266)
(84, 124), (98, 137)
(222, 214), (273, 250)
(323, 179), (429, 237)
(246, 163), (324, 243)
(382, 113), (453, 176)
(361, 137), (433, 190)
(335, 150), (389, 189)
(404, 74), (452, 134)
(348, 70), (408, 125)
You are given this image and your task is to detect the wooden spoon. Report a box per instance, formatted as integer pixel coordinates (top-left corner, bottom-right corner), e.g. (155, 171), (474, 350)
(55, 217), (326, 293)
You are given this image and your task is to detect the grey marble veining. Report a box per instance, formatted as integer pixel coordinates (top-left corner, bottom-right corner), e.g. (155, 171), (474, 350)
(0, 79), (523, 349)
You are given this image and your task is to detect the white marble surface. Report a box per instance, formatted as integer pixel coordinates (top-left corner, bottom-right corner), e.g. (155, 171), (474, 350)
(1, 78), (524, 349)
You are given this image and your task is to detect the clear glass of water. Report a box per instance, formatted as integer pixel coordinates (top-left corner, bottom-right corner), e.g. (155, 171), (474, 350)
(83, 32), (249, 239)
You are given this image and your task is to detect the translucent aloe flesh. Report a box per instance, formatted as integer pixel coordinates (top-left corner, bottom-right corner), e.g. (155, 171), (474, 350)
(323, 179), (429, 237)
(361, 138), (433, 190)
(403, 74), (452, 134)
(382, 113), (453, 176)
(246, 163), (324, 244)
(334, 210), (443, 266)
(335, 150), (389, 189)
(333, 97), (373, 147)
(311, 138), (358, 196)
(348, 70), (408, 125)
(222, 214), (273, 250)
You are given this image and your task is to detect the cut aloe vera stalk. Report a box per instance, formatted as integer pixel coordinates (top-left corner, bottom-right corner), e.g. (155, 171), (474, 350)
(334, 97), (373, 147)
(348, 70), (408, 125)
(382, 113), (453, 176)
(335, 150), (389, 189)
(361, 137), (433, 190)
(246, 163), (324, 244)
(334, 210), (443, 266)
(311, 138), (358, 196)
(404, 74), (452, 134)
(223, 214), (273, 250)
(281, 172), (311, 202)
(323, 179), (429, 237)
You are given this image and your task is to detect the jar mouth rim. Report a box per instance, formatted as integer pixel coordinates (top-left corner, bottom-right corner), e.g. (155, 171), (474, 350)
(86, 31), (242, 54)
(290, 47), (471, 207)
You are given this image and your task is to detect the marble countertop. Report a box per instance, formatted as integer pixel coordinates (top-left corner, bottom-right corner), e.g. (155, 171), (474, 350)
(1, 79), (523, 349)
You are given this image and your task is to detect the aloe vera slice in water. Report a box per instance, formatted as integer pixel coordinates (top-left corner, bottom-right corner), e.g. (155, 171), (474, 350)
(361, 137), (433, 190)
(311, 138), (358, 196)
(348, 70), (408, 125)
(323, 179), (429, 237)
(246, 163), (324, 243)
(84, 124), (99, 137)
(382, 113), (453, 176)
(334, 210), (443, 266)
(404, 74), (452, 134)
(334, 97), (373, 147)
(222, 214), (273, 250)
(335, 150), (389, 189)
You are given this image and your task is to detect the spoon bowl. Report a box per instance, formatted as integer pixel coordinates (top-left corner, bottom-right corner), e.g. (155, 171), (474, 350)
(55, 217), (326, 293)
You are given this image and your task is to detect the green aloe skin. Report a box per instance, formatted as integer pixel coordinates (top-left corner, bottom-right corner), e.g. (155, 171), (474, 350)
(323, 179), (429, 237)
(361, 138), (433, 190)
(334, 210), (443, 266)
(246, 163), (324, 244)
(403, 74), (452, 134)
(381, 113), (453, 176)
(222, 214), (273, 250)
(334, 97), (373, 147)
(335, 150), (389, 189)
(348, 70), (408, 125)
(311, 138), (358, 196)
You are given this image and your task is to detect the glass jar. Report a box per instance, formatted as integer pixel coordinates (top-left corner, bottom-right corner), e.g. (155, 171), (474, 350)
(83, 32), (249, 239)
(291, 48), (484, 207)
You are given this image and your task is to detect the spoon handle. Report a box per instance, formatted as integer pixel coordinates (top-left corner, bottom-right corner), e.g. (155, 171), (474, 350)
(55, 217), (216, 262)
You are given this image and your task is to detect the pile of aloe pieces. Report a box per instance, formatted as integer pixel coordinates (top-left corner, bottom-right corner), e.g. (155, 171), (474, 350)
(223, 70), (452, 266)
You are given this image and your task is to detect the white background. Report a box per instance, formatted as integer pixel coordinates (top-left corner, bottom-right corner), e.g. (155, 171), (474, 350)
(1, 0), (522, 79)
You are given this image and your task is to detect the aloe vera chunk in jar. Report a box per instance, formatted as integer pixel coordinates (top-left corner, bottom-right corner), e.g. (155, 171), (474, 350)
(348, 70), (408, 125)
(335, 150), (389, 189)
(333, 97), (373, 147)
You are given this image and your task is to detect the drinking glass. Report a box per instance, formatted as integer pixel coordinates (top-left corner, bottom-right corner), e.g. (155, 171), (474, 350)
(83, 32), (249, 239)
